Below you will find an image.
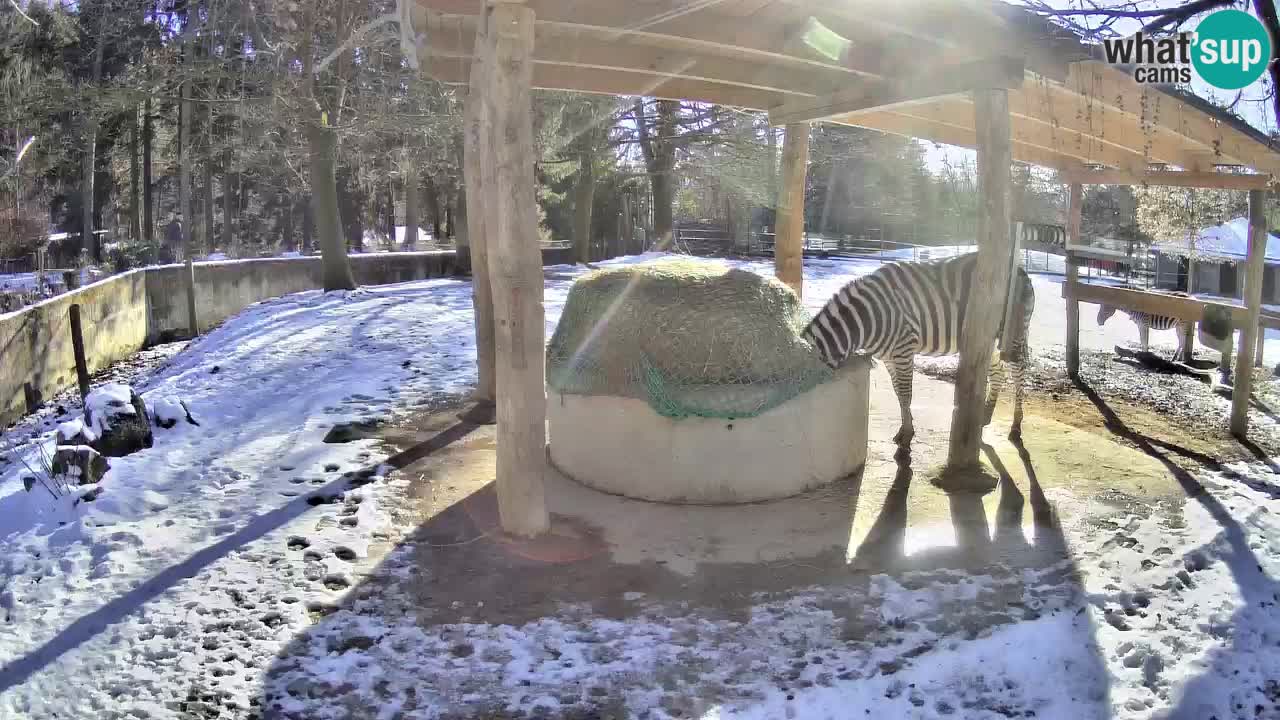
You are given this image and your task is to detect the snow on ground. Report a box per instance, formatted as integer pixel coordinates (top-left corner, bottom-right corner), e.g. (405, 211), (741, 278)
(1, 249), (1278, 719)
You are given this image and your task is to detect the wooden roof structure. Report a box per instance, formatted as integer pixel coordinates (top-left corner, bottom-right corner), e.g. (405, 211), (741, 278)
(414, 0), (1279, 536)
(412, 0), (1280, 188)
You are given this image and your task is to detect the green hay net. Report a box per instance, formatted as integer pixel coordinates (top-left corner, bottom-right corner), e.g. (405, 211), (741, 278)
(546, 258), (835, 419)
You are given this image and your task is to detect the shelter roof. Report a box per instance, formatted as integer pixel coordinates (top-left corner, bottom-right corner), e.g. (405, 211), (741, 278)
(413, 0), (1280, 180)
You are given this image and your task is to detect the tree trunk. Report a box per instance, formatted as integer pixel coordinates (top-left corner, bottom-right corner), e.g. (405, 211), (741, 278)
(81, 129), (98, 262)
(179, 18), (198, 336)
(129, 108), (141, 243)
(222, 149), (234, 255)
(143, 94), (154, 248)
(301, 196), (314, 253)
(572, 151), (594, 263)
(480, 1), (549, 537)
(403, 158), (418, 249)
(300, 0), (355, 289)
(282, 194), (294, 252)
(203, 152), (215, 255)
(309, 122), (357, 290)
(426, 177), (443, 241)
(652, 172), (675, 249)
(384, 173), (396, 245)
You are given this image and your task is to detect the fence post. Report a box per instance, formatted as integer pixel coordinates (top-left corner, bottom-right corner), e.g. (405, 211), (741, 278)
(69, 303), (91, 402)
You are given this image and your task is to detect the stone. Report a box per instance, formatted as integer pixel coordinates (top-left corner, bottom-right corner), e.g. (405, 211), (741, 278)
(150, 396), (199, 429)
(84, 384), (154, 457)
(51, 445), (111, 485)
(322, 418), (385, 444)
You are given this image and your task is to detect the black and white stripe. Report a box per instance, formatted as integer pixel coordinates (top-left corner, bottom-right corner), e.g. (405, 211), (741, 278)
(802, 253), (1035, 447)
(1096, 304), (1191, 358)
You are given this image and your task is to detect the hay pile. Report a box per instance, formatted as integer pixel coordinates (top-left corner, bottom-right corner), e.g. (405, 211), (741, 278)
(546, 258), (835, 419)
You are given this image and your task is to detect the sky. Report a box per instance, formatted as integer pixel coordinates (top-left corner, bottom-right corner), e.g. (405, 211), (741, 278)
(919, 0), (1278, 174)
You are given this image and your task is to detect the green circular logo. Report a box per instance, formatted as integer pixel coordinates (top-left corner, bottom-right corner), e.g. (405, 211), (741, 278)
(1192, 9), (1273, 90)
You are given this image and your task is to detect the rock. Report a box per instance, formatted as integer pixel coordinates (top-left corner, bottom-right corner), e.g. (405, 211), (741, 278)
(84, 384), (153, 457)
(51, 446), (111, 485)
(149, 396), (199, 429)
(322, 418), (385, 444)
(56, 418), (96, 447)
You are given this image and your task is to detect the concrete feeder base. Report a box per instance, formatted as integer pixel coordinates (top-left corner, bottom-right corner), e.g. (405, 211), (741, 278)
(547, 363), (870, 504)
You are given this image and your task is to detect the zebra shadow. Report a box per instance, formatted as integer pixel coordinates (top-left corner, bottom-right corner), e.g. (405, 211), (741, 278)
(847, 448), (1113, 715)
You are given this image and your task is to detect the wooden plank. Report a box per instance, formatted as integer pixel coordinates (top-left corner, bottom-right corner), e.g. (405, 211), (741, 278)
(768, 57), (1024, 126)
(1232, 189), (1268, 438)
(481, 1), (549, 537)
(880, 104), (1150, 171)
(424, 55), (790, 109)
(862, 86), (1204, 168)
(1062, 281), (1280, 330)
(775, 122), (809, 296)
(1065, 62), (1280, 175)
(834, 111), (1086, 174)
(416, 0), (869, 75)
(948, 87), (1012, 469)
(421, 14), (851, 97)
(463, 20), (496, 404)
(1065, 182), (1083, 378)
(1063, 168), (1274, 190)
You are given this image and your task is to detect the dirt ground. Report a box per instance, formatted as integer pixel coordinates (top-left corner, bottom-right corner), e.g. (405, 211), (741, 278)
(357, 353), (1256, 632)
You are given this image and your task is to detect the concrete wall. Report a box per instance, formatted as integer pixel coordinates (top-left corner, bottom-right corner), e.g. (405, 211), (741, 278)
(1, 270), (149, 427)
(3, 247), (576, 428)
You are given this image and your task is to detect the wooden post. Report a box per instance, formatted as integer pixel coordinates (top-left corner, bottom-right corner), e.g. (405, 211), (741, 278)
(462, 19), (497, 404)
(69, 304), (91, 402)
(185, 259), (199, 338)
(1065, 182), (1084, 378)
(1232, 189), (1268, 438)
(1256, 327), (1266, 368)
(480, 1), (549, 537)
(947, 89), (1012, 469)
(775, 122), (809, 296)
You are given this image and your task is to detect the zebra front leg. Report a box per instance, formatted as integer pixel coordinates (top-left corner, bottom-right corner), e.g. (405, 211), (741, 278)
(984, 348), (1006, 427)
(887, 358), (915, 450)
(1009, 353), (1027, 440)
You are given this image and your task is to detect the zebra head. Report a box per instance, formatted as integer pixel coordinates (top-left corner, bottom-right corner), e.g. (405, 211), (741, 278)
(1097, 304), (1118, 326)
(801, 284), (868, 369)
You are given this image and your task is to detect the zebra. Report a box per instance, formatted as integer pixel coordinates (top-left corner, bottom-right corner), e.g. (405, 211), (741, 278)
(1096, 304), (1190, 359)
(801, 253), (1035, 451)
(1097, 301), (1233, 367)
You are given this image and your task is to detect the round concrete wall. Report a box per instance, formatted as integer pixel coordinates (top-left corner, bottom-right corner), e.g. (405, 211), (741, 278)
(547, 362), (870, 504)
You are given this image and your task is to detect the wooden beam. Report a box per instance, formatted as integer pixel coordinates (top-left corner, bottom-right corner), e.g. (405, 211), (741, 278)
(881, 103), (1150, 171)
(775, 122), (809, 296)
(1062, 281), (1280, 331)
(1065, 182), (1083, 378)
(834, 111), (1086, 174)
(1232, 190), (1268, 438)
(1063, 168), (1274, 190)
(463, 21), (496, 405)
(421, 14), (852, 98)
(423, 55), (790, 109)
(768, 57), (1024, 126)
(482, 1), (549, 537)
(416, 0), (869, 76)
(1065, 62), (1280, 175)
(948, 87), (1013, 470)
(863, 86), (1205, 168)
